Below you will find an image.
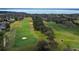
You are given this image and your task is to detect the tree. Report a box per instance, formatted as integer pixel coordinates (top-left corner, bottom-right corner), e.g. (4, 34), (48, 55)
(36, 40), (50, 51)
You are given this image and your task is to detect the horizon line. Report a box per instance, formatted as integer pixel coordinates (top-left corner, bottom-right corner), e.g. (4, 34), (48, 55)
(0, 8), (79, 10)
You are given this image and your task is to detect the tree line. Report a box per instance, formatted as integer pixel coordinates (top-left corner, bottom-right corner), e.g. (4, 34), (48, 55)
(32, 15), (58, 51)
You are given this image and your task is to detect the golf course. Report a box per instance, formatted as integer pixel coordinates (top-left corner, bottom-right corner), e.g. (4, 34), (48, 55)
(5, 17), (79, 51)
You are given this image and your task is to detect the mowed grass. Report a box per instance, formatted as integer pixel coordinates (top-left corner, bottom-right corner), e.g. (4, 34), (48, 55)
(10, 17), (38, 50)
(9, 17), (48, 51)
(46, 21), (79, 50)
(9, 17), (79, 50)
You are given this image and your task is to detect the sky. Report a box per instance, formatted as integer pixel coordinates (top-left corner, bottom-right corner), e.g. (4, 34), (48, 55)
(0, 0), (79, 14)
(0, 8), (79, 14)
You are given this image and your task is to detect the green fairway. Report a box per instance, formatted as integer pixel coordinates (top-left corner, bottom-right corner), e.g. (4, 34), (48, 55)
(9, 17), (38, 50)
(8, 17), (49, 51)
(46, 21), (79, 50)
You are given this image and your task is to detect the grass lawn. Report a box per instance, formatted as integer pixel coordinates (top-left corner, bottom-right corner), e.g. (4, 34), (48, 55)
(9, 17), (47, 51)
(9, 17), (38, 50)
(46, 21), (79, 50)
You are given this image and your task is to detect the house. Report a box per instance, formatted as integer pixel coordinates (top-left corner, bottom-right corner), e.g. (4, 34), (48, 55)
(0, 22), (6, 30)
